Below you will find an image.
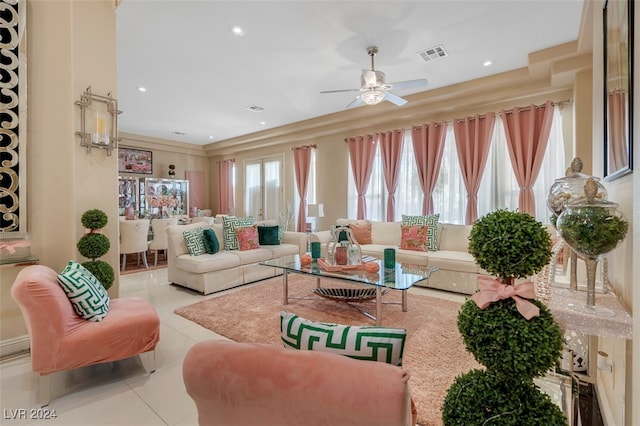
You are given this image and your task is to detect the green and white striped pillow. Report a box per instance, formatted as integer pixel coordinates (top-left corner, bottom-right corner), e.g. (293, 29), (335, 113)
(280, 311), (407, 366)
(402, 214), (440, 251)
(183, 227), (206, 256)
(222, 216), (254, 250)
(57, 261), (110, 321)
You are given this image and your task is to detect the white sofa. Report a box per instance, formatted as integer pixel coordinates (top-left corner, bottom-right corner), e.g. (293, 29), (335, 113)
(309, 219), (489, 295)
(167, 221), (307, 295)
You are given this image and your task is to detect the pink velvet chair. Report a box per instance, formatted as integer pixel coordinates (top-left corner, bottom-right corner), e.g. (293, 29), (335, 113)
(183, 340), (417, 426)
(11, 265), (160, 405)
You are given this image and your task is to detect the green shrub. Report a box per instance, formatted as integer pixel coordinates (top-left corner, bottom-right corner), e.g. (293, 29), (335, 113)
(457, 298), (564, 378)
(82, 260), (115, 291)
(81, 209), (108, 230)
(77, 233), (110, 260)
(468, 209), (552, 280)
(442, 369), (567, 425)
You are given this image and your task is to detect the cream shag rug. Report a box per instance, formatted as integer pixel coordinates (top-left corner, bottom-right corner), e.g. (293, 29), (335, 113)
(174, 274), (480, 426)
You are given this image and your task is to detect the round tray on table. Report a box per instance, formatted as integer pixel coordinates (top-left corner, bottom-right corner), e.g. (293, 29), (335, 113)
(312, 287), (388, 302)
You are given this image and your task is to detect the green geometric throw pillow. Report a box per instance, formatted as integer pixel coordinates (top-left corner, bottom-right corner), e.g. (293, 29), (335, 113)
(402, 214), (440, 251)
(222, 216), (254, 250)
(57, 260), (110, 321)
(183, 227), (206, 256)
(280, 311), (407, 366)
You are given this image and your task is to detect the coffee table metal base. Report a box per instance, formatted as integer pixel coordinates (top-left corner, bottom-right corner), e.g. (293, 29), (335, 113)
(281, 270), (407, 325)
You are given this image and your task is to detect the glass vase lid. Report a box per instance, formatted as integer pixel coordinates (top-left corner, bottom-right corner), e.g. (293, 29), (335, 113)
(547, 157), (608, 219)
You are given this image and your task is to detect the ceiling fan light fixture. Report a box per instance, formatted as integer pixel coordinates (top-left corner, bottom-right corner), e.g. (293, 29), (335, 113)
(361, 89), (385, 105)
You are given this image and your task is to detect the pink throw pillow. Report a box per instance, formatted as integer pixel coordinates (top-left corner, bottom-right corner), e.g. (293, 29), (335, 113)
(350, 222), (372, 244)
(399, 225), (428, 252)
(235, 225), (260, 251)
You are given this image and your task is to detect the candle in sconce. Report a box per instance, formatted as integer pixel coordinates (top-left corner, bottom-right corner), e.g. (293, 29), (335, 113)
(95, 116), (106, 134)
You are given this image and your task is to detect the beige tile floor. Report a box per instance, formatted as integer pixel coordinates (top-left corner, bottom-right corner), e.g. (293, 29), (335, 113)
(0, 268), (465, 426)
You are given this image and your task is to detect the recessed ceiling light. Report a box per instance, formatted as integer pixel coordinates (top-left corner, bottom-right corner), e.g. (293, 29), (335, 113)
(137, 86), (147, 92)
(483, 60), (493, 67)
(209, 136), (214, 139)
(259, 121), (266, 126)
(231, 26), (245, 36)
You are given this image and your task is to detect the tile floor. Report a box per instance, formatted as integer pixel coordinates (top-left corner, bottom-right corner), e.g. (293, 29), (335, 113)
(0, 268), (465, 426)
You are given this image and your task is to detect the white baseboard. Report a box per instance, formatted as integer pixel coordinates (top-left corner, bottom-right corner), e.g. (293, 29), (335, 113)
(0, 335), (30, 359)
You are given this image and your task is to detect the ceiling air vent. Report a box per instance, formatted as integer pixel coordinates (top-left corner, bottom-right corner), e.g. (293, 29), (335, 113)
(246, 105), (264, 112)
(418, 45), (448, 62)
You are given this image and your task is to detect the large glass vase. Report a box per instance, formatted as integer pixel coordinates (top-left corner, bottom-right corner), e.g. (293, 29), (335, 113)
(556, 179), (628, 316)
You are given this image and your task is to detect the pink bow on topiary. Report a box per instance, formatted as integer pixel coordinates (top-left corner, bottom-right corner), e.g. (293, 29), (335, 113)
(471, 276), (540, 320)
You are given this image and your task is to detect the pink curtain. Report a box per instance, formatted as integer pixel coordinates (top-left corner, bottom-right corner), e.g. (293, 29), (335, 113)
(185, 170), (205, 217)
(501, 100), (554, 215)
(293, 146), (313, 232)
(217, 160), (235, 215)
(607, 90), (628, 171)
(411, 122), (447, 215)
(453, 115), (495, 224)
(347, 135), (378, 220)
(377, 130), (404, 221)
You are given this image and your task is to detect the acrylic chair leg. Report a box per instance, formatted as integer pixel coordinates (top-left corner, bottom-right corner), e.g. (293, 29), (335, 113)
(142, 251), (149, 269)
(121, 253), (126, 272)
(154, 251), (158, 267)
(140, 350), (156, 373)
(37, 373), (51, 408)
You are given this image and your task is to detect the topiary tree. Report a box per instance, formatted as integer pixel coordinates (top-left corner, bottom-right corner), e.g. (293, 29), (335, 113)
(442, 209), (566, 425)
(77, 209), (114, 291)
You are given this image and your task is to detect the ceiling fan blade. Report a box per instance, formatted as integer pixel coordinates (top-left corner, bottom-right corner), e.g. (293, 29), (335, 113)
(386, 78), (428, 91)
(383, 92), (407, 106)
(320, 88), (361, 94)
(346, 96), (363, 109)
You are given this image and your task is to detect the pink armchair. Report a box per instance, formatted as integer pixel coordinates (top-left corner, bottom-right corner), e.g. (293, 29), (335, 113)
(11, 265), (160, 404)
(183, 340), (417, 426)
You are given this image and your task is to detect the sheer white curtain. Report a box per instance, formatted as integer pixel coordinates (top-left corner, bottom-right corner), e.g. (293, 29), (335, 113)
(347, 106), (565, 223)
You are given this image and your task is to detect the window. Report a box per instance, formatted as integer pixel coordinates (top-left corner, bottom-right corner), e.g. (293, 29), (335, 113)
(348, 106), (566, 224)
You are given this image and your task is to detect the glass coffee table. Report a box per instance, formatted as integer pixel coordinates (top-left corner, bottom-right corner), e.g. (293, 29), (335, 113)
(261, 255), (438, 325)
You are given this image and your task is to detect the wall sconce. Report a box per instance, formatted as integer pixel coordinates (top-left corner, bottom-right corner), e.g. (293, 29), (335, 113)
(597, 350), (613, 373)
(75, 86), (122, 155)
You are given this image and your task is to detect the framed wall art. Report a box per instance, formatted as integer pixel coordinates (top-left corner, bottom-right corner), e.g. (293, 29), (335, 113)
(118, 147), (153, 175)
(603, 0), (634, 180)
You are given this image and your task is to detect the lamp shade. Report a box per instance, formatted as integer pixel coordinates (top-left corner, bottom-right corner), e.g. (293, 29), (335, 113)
(307, 203), (325, 218)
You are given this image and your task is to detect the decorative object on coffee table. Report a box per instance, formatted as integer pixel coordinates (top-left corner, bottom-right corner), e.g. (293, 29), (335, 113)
(556, 178), (628, 316)
(442, 209), (566, 425)
(76, 209), (114, 291)
(326, 225), (362, 265)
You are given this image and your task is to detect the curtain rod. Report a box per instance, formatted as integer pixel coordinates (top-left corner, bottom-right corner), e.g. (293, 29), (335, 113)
(345, 99), (572, 139)
(291, 144), (317, 150)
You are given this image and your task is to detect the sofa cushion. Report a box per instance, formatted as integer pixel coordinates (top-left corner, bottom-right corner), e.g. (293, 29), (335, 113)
(280, 311), (407, 366)
(233, 247), (273, 265)
(264, 243), (301, 258)
(438, 223), (471, 252)
(426, 250), (481, 273)
(350, 222), (372, 244)
(402, 214), (439, 251)
(399, 225), (428, 252)
(222, 216), (254, 250)
(183, 227), (207, 256)
(257, 225), (281, 245)
(236, 225), (260, 251)
(203, 228), (220, 254)
(57, 261), (110, 321)
(371, 221), (402, 246)
(176, 252), (241, 274)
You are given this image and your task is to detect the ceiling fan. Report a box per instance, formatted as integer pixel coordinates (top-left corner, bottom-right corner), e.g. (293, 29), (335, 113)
(321, 46), (428, 109)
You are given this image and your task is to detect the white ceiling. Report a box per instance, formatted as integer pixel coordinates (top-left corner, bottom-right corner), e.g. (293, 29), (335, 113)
(115, 0), (585, 146)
